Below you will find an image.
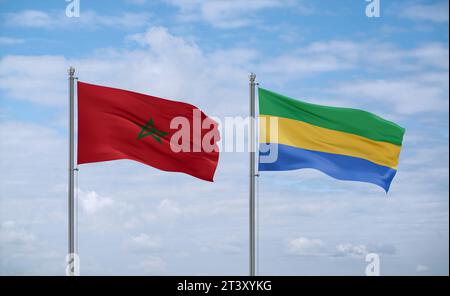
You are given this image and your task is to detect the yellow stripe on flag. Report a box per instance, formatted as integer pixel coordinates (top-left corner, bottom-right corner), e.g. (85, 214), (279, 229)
(259, 115), (401, 169)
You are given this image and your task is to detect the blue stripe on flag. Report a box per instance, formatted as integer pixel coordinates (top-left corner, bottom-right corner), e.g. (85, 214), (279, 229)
(259, 143), (397, 192)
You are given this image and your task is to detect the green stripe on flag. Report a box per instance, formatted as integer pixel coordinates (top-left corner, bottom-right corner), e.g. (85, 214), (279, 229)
(258, 88), (405, 146)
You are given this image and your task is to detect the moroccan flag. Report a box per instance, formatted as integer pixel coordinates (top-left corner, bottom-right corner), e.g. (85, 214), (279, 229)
(258, 88), (405, 192)
(77, 81), (220, 181)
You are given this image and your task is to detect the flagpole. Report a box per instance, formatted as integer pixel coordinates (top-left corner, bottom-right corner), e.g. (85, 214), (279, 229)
(249, 73), (256, 276)
(68, 66), (76, 276)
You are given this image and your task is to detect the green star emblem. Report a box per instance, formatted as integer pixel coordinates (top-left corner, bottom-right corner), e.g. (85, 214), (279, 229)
(138, 117), (169, 144)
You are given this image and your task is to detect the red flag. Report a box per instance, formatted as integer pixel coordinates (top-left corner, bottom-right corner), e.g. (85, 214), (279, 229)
(77, 81), (220, 181)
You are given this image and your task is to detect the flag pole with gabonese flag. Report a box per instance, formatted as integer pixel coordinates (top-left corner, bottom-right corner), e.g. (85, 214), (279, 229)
(250, 74), (405, 276)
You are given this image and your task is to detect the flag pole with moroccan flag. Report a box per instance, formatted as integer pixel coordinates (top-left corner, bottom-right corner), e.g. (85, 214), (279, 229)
(67, 67), (77, 276)
(76, 82), (219, 180)
(66, 67), (220, 276)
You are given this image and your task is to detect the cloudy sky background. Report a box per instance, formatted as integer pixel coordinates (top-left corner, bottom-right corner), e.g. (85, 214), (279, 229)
(0, 0), (448, 275)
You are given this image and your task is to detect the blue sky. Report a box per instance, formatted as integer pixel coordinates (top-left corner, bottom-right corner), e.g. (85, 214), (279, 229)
(0, 0), (448, 275)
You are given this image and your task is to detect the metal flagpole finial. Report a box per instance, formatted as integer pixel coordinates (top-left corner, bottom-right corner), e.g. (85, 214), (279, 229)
(68, 66), (75, 77)
(249, 72), (256, 82)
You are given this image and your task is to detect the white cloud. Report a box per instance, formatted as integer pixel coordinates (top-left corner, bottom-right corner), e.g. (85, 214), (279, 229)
(83, 11), (151, 29)
(369, 243), (397, 255)
(0, 55), (68, 106)
(128, 233), (162, 250)
(0, 36), (25, 45)
(258, 40), (449, 115)
(128, 26), (202, 56)
(78, 189), (114, 215)
(2, 31), (447, 117)
(140, 198), (183, 223)
(287, 237), (326, 256)
(259, 40), (360, 76)
(200, 235), (242, 254)
(0, 220), (46, 274)
(334, 243), (396, 257)
(199, 0), (282, 28)
(260, 52), (349, 76)
(126, 0), (147, 5)
(400, 2), (449, 23)
(0, 121), (66, 197)
(329, 73), (449, 115)
(0, 218), (63, 275)
(164, 0), (293, 28)
(416, 264), (430, 272)
(0, 26), (252, 114)
(410, 43), (449, 70)
(156, 199), (182, 218)
(3, 10), (151, 29)
(0, 220), (35, 245)
(4, 10), (52, 28)
(259, 40), (449, 78)
(136, 256), (166, 272)
(287, 238), (397, 258)
(335, 243), (369, 257)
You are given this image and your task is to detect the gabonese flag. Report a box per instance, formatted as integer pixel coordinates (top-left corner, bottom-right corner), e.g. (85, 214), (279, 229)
(77, 81), (220, 181)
